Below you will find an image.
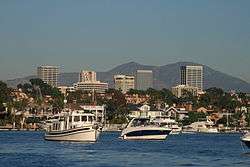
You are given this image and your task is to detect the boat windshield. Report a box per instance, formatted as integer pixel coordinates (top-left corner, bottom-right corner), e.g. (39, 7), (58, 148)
(131, 118), (151, 127)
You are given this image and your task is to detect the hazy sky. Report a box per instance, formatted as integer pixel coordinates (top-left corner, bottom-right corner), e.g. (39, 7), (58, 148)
(0, 0), (250, 82)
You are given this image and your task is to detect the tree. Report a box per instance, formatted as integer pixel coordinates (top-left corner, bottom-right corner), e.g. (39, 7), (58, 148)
(204, 87), (224, 108)
(198, 93), (211, 108)
(178, 90), (198, 107)
(181, 112), (207, 126)
(66, 90), (84, 104)
(238, 92), (249, 106)
(105, 89), (129, 124)
(51, 96), (64, 113)
(127, 89), (147, 95)
(13, 99), (28, 111)
(0, 81), (11, 110)
(161, 88), (177, 106)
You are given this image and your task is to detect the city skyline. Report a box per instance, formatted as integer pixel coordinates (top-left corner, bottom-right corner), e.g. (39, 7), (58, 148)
(0, 1), (250, 83)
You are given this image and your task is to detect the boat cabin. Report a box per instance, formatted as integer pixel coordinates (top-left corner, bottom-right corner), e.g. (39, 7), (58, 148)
(47, 111), (96, 132)
(127, 118), (152, 128)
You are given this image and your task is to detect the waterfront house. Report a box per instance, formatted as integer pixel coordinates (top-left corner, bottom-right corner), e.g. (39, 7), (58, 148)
(196, 107), (214, 114)
(164, 107), (189, 120)
(129, 104), (162, 119)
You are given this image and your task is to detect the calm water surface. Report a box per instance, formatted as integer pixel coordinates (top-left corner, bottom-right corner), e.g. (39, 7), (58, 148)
(0, 131), (250, 167)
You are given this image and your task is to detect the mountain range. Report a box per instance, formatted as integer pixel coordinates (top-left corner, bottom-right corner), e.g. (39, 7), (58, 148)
(5, 62), (250, 92)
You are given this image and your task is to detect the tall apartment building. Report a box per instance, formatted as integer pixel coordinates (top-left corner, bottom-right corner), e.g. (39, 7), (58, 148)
(180, 65), (203, 91)
(74, 70), (108, 93)
(136, 70), (153, 90)
(37, 65), (59, 87)
(114, 75), (135, 93)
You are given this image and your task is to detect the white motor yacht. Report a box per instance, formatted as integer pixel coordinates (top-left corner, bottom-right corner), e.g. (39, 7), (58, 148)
(183, 117), (218, 133)
(44, 110), (101, 142)
(152, 116), (182, 135)
(120, 117), (172, 140)
(241, 132), (250, 148)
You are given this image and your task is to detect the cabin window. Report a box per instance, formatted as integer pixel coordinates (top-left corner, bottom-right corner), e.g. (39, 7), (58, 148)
(89, 116), (93, 122)
(53, 123), (59, 130)
(82, 116), (87, 122)
(74, 116), (80, 122)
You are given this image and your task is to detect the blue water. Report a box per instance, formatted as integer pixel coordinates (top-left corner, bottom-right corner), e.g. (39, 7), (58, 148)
(0, 132), (250, 167)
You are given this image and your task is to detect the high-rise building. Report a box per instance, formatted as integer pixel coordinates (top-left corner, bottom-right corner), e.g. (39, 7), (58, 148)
(180, 65), (203, 91)
(79, 70), (97, 83)
(74, 70), (108, 93)
(37, 65), (59, 87)
(114, 75), (135, 93)
(136, 70), (153, 90)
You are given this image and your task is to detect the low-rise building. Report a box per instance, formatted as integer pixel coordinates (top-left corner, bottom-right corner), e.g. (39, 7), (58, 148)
(129, 104), (162, 118)
(171, 84), (199, 98)
(74, 81), (108, 94)
(74, 70), (108, 94)
(58, 86), (75, 95)
(125, 94), (150, 104)
(114, 75), (135, 93)
(196, 107), (214, 113)
(164, 107), (189, 120)
(80, 105), (105, 123)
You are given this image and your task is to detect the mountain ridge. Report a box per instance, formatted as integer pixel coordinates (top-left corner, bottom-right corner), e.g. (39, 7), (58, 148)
(5, 62), (250, 92)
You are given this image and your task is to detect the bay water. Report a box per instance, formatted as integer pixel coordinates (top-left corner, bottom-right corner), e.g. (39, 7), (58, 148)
(0, 131), (250, 167)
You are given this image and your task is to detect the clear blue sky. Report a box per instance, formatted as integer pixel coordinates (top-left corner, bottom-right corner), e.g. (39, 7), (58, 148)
(0, 0), (250, 82)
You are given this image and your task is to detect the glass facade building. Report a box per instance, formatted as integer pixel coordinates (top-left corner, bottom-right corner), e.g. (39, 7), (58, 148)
(136, 70), (153, 90)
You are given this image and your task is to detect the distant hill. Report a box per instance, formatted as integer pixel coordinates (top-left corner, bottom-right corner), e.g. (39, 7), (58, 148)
(5, 62), (250, 92)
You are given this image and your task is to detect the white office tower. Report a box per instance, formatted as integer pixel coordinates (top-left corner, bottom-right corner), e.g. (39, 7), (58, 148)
(180, 65), (203, 91)
(37, 65), (59, 87)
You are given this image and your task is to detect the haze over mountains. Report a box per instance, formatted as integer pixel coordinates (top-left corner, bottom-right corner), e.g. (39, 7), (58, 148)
(5, 62), (250, 92)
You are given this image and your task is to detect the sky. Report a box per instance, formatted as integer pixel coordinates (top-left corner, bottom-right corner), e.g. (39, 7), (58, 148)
(0, 0), (250, 82)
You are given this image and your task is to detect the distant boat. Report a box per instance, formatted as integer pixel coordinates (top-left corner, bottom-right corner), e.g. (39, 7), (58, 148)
(152, 116), (182, 135)
(241, 132), (250, 148)
(183, 117), (219, 134)
(44, 110), (101, 142)
(120, 117), (172, 140)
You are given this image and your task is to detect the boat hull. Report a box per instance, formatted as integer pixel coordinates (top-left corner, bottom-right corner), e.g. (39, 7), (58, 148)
(242, 140), (250, 148)
(170, 130), (181, 135)
(123, 134), (168, 140)
(241, 135), (250, 148)
(122, 128), (171, 140)
(45, 128), (99, 142)
(198, 128), (219, 133)
(170, 127), (182, 135)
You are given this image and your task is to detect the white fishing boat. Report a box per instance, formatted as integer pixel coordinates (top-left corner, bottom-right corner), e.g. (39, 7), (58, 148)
(44, 110), (101, 142)
(120, 117), (172, 140)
